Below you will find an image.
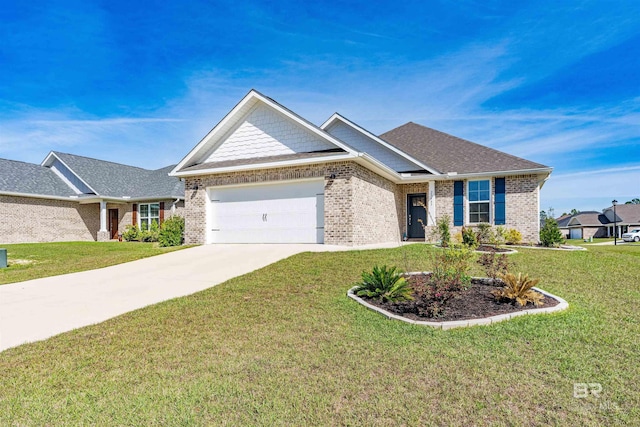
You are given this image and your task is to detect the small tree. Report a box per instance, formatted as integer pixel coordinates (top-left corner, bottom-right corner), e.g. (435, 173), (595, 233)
(540, 218), (564, 247)
(435, 215), (451, 247)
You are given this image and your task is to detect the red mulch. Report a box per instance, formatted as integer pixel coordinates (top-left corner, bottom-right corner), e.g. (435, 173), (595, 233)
(365, 275), (560, 322)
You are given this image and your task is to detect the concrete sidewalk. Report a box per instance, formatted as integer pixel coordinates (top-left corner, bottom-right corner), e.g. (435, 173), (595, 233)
(0, 242), (400, 352)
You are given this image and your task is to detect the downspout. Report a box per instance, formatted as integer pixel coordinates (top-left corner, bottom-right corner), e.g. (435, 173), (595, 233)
(171, 198), (180, 215)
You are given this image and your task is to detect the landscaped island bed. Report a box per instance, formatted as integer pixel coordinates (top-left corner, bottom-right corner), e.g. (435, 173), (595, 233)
(364, 275), (560, 322)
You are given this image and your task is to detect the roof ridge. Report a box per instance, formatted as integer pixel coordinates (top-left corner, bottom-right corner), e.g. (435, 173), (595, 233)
(52, 151), (151, 171)
(0, 157), (42, 168)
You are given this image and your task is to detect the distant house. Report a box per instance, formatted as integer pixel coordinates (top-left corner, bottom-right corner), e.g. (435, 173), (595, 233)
(565, 211), (609, 240)
(0, 152), (184, 244)
(561, 204), (640, 240)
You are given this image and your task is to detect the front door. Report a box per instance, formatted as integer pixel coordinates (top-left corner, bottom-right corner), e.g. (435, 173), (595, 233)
(108, 209), (119, 239)
(407, 194), (427, 239)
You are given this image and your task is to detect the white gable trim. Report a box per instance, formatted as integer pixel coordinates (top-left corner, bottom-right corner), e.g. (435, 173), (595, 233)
(321, 113), (441, 175)
(170, 90), (356, 176)
(171, 153), (357, 177)
(40, 151), (99, 195)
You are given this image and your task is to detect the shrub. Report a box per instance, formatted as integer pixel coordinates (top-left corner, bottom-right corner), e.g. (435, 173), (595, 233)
(354, 265), (413, 303)
(140, 220), (160, 242)
(159, 216), (185, 247)
(461, 226), (478, 249)
(504, 228), (523, 245)
(122, 224), (141, 242)
(493, 272), (544, 307)
(452, 231), (463, 244)
(493, 226), (506, 245)
(434, 215), (451, 247)
(406, 246), (475, 317)
(478, 252), (509, 285)
(476, 223), (493, 245)
(540, 218), (564, 247)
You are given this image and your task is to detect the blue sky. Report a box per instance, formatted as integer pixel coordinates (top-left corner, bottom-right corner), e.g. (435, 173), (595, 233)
(1, 0), (639, 216)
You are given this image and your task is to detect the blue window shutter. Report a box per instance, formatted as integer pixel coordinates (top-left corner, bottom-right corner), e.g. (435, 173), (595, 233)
(494, 177), (506, 225)
(453, 181), (464, 226)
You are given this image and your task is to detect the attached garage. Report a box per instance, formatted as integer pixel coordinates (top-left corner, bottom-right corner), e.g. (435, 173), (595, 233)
(569, 228), (582, 240)
(207, 179), (325, 244)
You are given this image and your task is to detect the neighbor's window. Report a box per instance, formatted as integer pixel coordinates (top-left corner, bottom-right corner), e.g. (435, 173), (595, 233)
(139, 203), (160, 230)
(468, 180), (490, 223)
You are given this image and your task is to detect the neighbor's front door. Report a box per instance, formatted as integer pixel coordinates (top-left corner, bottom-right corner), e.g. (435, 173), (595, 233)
(407, 194), (427, 239)
(108, 209), (119, 239)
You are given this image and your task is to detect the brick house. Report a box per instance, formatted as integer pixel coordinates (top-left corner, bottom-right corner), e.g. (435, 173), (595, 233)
(564, 204), (640, 240)
(0, 152), (184, 244)
(170, 90), (552, 245)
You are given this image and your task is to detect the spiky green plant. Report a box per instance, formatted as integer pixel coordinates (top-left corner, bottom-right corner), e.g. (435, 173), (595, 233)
(354, 265), (413, 303)
(493, 272), (544, 307)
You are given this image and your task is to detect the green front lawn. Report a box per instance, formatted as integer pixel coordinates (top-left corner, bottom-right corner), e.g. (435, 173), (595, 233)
(1, 244), (638, 425)
(0, 241), (188, 285)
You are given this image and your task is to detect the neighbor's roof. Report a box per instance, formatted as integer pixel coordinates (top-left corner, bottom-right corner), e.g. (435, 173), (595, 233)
(568, 211), (609, 227)
(51, 152), (184, 199)
(604, 204), (640, 225)
(0, 158), (76, 198)
(379, 122), (550, 174)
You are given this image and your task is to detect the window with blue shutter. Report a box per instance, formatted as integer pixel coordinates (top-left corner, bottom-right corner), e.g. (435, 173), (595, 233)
(494, 177), (506, 225)
(454, 181), (464, 226)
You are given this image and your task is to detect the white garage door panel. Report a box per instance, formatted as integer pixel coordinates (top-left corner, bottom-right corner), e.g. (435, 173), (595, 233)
(209, 180), (324, 243)
(569, 228), (582, 240)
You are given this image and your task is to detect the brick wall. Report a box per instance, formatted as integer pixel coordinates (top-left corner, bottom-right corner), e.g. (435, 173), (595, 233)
(183, 161), (402, 245)
(182, 165), (542, 245)
(504, 175), (540, 242)
(0, 196), (184, 244)
(349, 163), (400, 245)
(427, 176), (541, 243)
(0, 195), (99, 243)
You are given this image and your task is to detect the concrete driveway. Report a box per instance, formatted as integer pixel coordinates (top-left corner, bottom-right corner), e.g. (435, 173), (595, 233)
(0, 242), (399, 352)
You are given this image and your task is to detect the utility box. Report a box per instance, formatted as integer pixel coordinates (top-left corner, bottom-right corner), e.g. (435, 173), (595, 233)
(0, 249), (7, 268)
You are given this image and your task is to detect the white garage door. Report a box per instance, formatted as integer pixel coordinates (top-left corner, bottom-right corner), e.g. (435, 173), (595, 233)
(208, 180), (324, 244)
(569, 228), (582, 239)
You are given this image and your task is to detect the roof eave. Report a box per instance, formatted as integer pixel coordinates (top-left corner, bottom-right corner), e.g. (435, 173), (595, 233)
(171, 153), (357, 177)
(0, 190), (78, 202)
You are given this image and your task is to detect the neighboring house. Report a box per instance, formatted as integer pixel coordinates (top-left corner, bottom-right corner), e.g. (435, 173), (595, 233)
(563, 204), (640, 239)
(565, 211), (609, 239)
(0, 152), (184, 244)
(170, 90), (552, 246)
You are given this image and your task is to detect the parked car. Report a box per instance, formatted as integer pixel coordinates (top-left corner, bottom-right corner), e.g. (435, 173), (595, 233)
(622, 229), (640, 242)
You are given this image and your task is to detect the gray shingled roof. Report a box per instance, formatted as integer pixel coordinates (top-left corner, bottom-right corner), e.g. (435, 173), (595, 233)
(607, 204), (640, 225)
(0, 158), (76, 197)
(569, 211), (609, 227)
(379, 122), (549, 174)
(53, 152), (183, 199)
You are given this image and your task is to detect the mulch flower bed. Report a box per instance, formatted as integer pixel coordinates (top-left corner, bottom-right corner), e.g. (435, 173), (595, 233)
(475, 245), (515, 253)
(365, 274), (560, 322)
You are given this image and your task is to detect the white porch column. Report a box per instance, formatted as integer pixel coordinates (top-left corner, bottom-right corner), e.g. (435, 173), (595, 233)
(99, 200), (108, 232)
(427, 181), (436, 226)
